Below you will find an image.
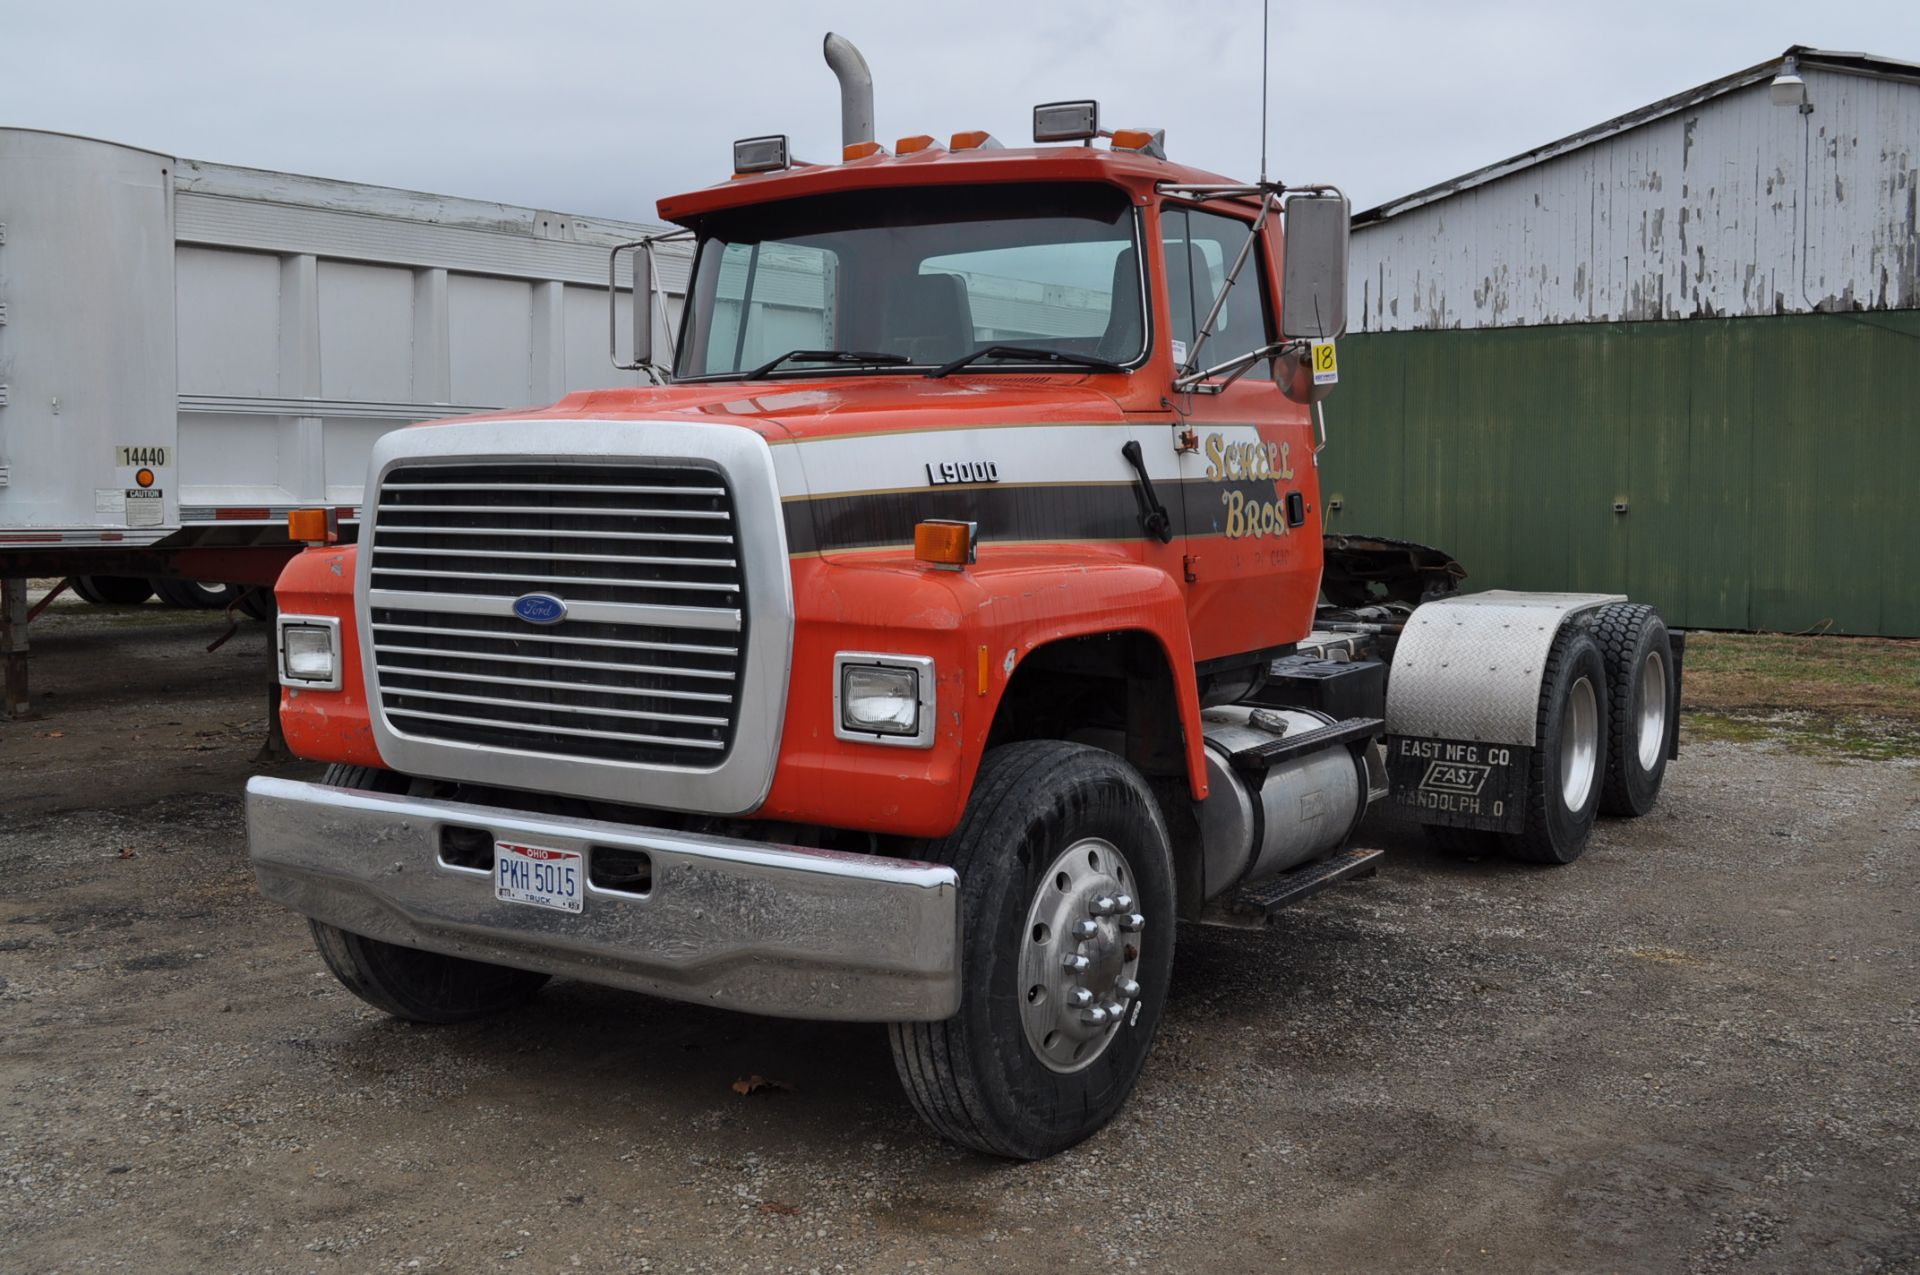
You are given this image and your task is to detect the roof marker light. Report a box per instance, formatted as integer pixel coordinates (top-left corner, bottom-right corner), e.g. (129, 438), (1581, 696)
(1109, 128), (1167, 160)
(1033, 100), (1101, 143)
(949, 130), (1003, 152)
(843, 140), (889, 161)
(895, 134), (943, 156)
(732, 135), (791, 175)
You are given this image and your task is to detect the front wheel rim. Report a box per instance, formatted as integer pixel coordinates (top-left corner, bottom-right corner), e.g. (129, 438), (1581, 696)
(1017, 837), (1145, 1074)
(1560, 674), (1599, 812)
(1636, 651), (1668, 771)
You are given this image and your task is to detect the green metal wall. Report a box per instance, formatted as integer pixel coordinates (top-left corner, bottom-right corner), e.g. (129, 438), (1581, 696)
(1320, 312), (1920, 637)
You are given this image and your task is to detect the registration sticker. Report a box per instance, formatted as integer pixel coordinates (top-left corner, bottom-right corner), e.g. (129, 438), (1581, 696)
(494, 841), (584, 913)
(1310, 340), (1339, 386)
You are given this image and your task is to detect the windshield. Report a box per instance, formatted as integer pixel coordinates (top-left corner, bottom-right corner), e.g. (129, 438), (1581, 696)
(674, 182), (1145, 379)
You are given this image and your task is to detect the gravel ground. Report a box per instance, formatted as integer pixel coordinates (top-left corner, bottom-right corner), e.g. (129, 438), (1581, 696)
(3, 597), (1917, 1274)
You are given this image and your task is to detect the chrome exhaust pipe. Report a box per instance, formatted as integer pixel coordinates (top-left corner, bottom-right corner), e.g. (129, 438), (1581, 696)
(822, 32), (874, 151)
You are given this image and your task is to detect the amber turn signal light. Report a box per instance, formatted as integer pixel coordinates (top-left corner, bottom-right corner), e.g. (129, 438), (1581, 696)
(914, 519), (977, 570)
(288, 507), (339, 546)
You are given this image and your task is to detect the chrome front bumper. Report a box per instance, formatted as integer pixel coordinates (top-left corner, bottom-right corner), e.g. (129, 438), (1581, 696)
(245, 776), (962, 1021)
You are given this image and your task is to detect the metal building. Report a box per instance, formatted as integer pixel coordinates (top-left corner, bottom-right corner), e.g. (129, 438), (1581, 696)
(1324, 47), (1920, 636)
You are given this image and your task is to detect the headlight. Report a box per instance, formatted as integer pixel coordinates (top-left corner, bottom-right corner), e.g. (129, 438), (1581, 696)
(834, 653), (935, 748)
(278, 617), (341, 690)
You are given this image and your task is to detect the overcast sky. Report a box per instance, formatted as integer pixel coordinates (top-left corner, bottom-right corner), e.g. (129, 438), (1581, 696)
(7, 1), (1919, 223)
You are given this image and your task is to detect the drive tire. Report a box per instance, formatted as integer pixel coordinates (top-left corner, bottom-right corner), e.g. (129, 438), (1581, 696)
(152, 578), (242, 609)
(888, 741), (1176, 1161)
(308, 764), (550, 1024)
(1592, 603), (1675, 817)
(1502, 626), (1609, 865)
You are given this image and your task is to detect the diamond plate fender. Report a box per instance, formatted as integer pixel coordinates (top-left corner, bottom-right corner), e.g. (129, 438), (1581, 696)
(1384, 590), (1624, 747)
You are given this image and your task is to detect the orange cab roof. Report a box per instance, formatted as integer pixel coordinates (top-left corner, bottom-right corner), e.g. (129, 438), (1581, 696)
(655, 144), (1247, 223)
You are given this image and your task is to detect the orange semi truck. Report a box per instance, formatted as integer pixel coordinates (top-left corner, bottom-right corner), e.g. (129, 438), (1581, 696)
(246, 37), (1680, 1159)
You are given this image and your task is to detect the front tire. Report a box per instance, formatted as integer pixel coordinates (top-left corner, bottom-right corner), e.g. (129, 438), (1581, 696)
(888, 741), (1176, 1160)
(1502, 627), (1609, 865)
(309, 764), (550, 1024)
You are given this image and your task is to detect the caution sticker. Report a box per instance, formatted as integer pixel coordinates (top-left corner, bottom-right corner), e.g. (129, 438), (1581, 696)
(125, 488), (164, 527)
(1310, 340), (1339, 386)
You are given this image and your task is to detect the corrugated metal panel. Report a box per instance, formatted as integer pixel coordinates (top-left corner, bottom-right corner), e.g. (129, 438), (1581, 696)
(1321, 313), (1920, 636)
(1350, 69), (1920, 331)
(174, 156), (691, 290)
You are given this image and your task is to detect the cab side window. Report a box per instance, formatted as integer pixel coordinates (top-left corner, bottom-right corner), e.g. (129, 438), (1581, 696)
(1163, 206), (1275, 373)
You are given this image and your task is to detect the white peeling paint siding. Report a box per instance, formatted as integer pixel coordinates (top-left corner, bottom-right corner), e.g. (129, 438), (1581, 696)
(1350, 69), (1920, 331)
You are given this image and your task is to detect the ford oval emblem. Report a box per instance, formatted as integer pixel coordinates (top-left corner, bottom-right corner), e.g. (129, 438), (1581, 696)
(511, 593), (568, 625)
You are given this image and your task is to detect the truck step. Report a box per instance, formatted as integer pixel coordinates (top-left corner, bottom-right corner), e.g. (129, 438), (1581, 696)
(1214, 847), (1385, 926)
(1229, 715), (1383, 773)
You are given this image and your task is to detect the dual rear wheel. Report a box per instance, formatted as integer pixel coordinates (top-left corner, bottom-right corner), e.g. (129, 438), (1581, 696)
(1427, 602), (1675, 865)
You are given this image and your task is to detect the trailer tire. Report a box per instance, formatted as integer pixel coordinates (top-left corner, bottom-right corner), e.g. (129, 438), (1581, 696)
(1592, 603), (1674, 817)
(307, 764), (550, 1023)
(72, 575), (154, 605)
(152, 578), (242, 609)
(237, 587), (277, 621)
(1502, 627), (1609, 866)
(887, 740), (1175, 1161)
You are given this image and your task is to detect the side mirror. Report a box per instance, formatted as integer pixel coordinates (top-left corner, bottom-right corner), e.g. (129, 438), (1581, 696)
(1279, 192), (1350, 341)
(609, 238), (662, 375)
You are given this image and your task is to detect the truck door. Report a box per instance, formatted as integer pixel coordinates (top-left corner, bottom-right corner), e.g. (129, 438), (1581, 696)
(1160, 204), (1321, 663)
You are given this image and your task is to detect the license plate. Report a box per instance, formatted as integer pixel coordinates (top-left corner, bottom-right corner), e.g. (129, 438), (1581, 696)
(494, 841), (584, 913)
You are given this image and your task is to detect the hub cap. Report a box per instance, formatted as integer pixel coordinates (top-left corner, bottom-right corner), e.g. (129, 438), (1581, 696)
(1637, 651), (1668, 771)
(1560, 674), (1599, 812)
(1018, 837), (1145, 1074)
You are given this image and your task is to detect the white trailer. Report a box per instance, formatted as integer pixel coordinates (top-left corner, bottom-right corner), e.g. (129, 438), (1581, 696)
(0, 126), (692, 714)
(0, 127), (687, 575)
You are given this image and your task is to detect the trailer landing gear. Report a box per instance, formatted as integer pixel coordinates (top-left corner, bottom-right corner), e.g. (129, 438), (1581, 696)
(2, 578), (28, 719)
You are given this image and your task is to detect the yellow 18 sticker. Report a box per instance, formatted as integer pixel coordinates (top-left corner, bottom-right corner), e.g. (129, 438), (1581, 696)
(1310, 340), (1338, 386)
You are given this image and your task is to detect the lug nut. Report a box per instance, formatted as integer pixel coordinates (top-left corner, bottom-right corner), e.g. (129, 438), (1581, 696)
(1105, 1002), (1125, 1020)
(1113, 893), (1134, 912)
(1067, 988), (1094, 1007)
(1071, 919), (1099, 940)
(1116, 978), (1141, 998)
(1062, 954), (1090, 972)
(1119, 912), (1146, 932)
(1089, 895), (1117, 916)
(1081, 1006), (1110, 1026)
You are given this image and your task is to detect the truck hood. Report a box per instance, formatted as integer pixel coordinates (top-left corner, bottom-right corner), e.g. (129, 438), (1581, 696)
(437, 375), (1132, 443)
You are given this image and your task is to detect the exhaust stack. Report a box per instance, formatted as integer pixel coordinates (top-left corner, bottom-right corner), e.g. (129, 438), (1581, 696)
(822, 32), (875, 151)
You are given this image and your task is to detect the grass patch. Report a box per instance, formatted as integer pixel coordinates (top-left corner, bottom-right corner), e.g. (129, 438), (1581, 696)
(1683, 631), (1920, 717)
(1685, 709), (1920, 762)
(1680, 632), (1920, 761)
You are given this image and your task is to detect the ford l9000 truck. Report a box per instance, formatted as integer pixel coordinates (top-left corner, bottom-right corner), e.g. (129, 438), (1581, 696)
(246, 36), (1679, 1159)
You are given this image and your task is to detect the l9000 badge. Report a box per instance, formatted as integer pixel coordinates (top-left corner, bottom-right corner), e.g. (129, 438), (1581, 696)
(926, 460), (1000, 486)
(511, 593), (568, 625)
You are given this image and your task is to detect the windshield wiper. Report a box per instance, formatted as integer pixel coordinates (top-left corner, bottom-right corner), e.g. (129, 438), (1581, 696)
(746, 349), (911, 379)
(925, 345), (1127, 379)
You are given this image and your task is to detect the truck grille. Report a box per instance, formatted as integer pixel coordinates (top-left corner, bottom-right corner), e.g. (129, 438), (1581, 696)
(366, 462), (745, 767)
